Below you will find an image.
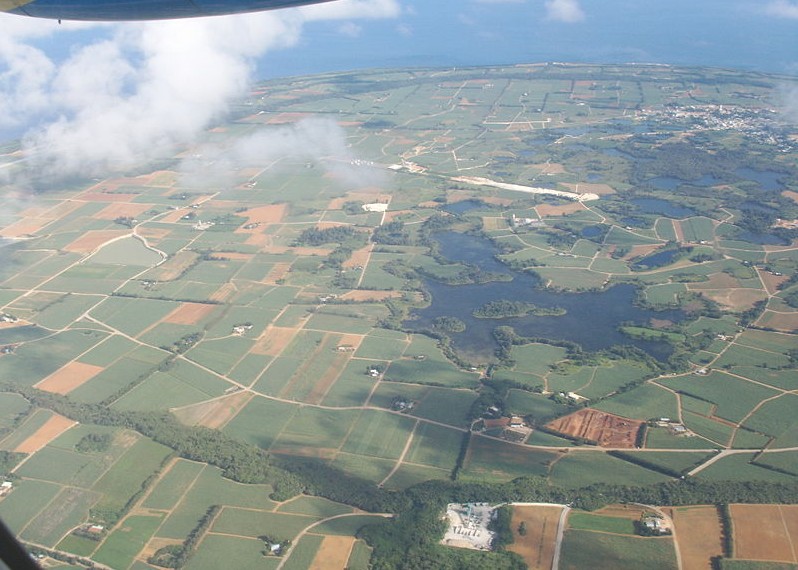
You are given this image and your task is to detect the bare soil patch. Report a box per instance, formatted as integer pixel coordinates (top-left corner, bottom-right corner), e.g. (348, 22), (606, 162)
(15, 414), (76, 453)
(174, 392), (254, 428)
(545, 409), (642, 448)
(482, 217), (509, 231)
(622, 244), (661, 261)
(758, 269), (790, 295)
(94, 202), (152, 220)
(140, 537), (183, 562)
(687, 273), (742, 290)
(267, 112), (311, 124)
(531, 162), (567, 175)
(211, 283), (238, 303)
(756, 310), (798, 332)
(731, 504), (797, 563)
(782, 190), (798, 203)
(0, 218), (51, 238)
(164, 303), (218, 326)
(594, 504), (647, 519)
(80, 192), (139, 202)
(237, 204), (288, 226)
(670, 505), (724, 570)
(343, 245), (371, 269)
(252, 326), (299, 357)
(309, 535), (356, 570)
(35, 362), (104, 395)
(562, 183), (616, 196)
(263, 262), (292, 284)
(695, 288), (767, 310)
(149, 251), (199, 281)
(507, 505), (563, 569)
(339, 290), (403, 302)
(305, 352), (350, 405)
(535, 202), (586, 217)
(64, 230), (130, 253)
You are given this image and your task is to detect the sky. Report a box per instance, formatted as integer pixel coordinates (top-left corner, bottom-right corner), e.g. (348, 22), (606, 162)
(0, 0), (797, 189)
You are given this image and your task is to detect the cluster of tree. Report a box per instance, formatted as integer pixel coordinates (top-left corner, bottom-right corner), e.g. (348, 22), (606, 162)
(474, 299), (565, 319)
(372, 221), (410, 245)
(162, 333), (203, 354)
(75, 433), (112, 454)
(0, 450), (24, 475)
(432, 316), (466, 333)
(488, 505), (514, 549)
(148, 505), (220, 568)
(295, 225), (359, 246)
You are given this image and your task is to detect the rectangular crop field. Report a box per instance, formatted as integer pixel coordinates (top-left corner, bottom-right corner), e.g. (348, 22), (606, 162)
(559, 529), (677, 570)
(507, 505), (564, 570)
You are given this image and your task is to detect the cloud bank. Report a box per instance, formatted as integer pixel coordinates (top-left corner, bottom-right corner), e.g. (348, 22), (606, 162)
(544, 0), (584, 23)
(0, 0), (400, 180)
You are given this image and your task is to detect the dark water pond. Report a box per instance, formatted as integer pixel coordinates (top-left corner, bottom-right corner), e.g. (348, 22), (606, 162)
(442, 200), (484, 215)
(581, 226), (604, 238)
(407, 232), (683, 362)
(735, 167), (786, 192)
(631, 197), (696, 218)
(647, 174), (723, 191)
(632, 248), (680, 270)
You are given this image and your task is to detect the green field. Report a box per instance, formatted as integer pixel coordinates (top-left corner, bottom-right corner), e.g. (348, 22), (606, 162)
(567, 511), (636, 535)
(93, 515), (163, 569)
(559, 529), (677, 570)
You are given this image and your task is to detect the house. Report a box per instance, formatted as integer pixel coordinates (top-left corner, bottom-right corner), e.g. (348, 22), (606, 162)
(0, 481), (12, 496)
(509, 416), (524, 428)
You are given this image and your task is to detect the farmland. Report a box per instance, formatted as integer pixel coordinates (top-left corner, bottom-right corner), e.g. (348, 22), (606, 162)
(1, 63), (798, 568)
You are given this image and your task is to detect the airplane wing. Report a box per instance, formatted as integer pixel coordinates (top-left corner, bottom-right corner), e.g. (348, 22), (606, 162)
(1, 0), (336, 21)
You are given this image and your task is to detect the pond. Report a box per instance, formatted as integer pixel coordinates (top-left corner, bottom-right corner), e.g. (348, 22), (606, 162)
(646, 174), (723, 191)
(631, 197), (696, 218)
(632, 248), (680, 270)
(735, 167), (786, 192)
(408, 232), (684, 362)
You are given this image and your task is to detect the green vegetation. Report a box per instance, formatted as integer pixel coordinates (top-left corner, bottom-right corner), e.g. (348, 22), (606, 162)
(473, 299), (566, 319)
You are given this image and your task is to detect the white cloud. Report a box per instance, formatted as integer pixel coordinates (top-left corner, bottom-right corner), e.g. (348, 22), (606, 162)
(544, 0), (585, 23)
(764, 0), (798, 19)
(337, 21), (363, 37)
(0, 0), (401, 179)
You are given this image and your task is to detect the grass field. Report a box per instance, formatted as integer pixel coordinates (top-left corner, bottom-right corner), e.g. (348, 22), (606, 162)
(340, 410), (415, 460)
(549, 452), (670, 488)
(188, 534), (280, 570)
(211, 507), (317, 541)
(142, 459), (205, 510)
(404, 422), (464, 471)
(93, 515), (163, 569)
(459, 435), (556, 482)
(559, 529), (677, 570)
(567, 511), (636, 535)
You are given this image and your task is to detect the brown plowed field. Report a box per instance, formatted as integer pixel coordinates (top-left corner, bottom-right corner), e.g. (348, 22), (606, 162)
(531, 162), (567, 174)
(545, 409), (642, 448)
(783, 190), (798, 203)
(263, 262), (292, 284)
(140, 538), (183, 561)
(163, 302), (217, 325)
(173, 391), (253, 428)
(35, 362), (104, 395)
(80, 192), (139, 202)
(252, 326), (298, 356)
(731, 504), (798, 563)
(758, 269), (790, 295)
(339, 290), (403, 302)
(14, 414), (76, 453)
(0, 218), (51, 238)
(594, 504), (647, 519)
(64, 230), (129, 253)
(148, 251), (199, 281)
(687, 273), (742, 290)
(94, 202), (152, 220)
(695, 288), (767, 310)
(210, 283), (237, 303)
(670, 505), (723, 570)
(237, 203), (287, 225)
(343, 245), (371, 269)
(507, 505), (563, 569)
(267, 112), (311, 124)
(309, 535), (355, 570)
(535, 202), (586, 217)
(756, 311), (798, 332)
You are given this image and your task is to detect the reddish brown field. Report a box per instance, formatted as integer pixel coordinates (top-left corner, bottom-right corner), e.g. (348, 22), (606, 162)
(783, 190), (798, 203)
(758, 269), (790, 295)
(137, 227), (171, 242)
(670, 505), (724, 570)
(210, 283), (237, 303)
(695, 288), (767, 310)
(756, 310), (798, 332)
(237, 203), (288, 225)
(140, 538), (183, 562)
(305, 352), (350, 405)
(64, 230), (130, 253)
(507, 505), (563, 569)
(339, 290), (403, 302)
(79, 192), (139, 202)
(14, 414), (76, 453)
(35, 362), (104, 395)
(0, 218), (52, 238)
(545, 409), (642, 448)
(531, 162), (567, 174)
(562, 182), (616, 196)
(263, 262), (292, 284)
(343, 245), (372, 269)
(731, 504), (798, 563)
(173, 391), (253, 428)
(148, 251), (199, 281)
(535, 202), (586, 217)
(163, 303), (218, 326)
(252, 326), (299, 357)
(94, 202), (152, 220)
(309, 536), (356, 570)
(267, 112), (311, 124)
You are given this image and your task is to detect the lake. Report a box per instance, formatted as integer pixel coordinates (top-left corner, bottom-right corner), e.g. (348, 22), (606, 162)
(408, 232), (683, 362)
